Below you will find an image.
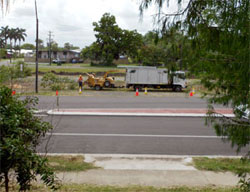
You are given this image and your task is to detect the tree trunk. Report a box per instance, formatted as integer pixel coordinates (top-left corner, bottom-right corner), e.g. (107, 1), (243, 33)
(4, 171), (9, 192)
(14, 40), (17, 60)
(19, 41), (21, 55)
(10, 40), (12, 63)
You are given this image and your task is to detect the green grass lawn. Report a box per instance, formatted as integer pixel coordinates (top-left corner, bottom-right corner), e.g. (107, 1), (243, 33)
(2, 185), (240, 192)
(193, 157), (250, 174)
(29, 65), (125, 74)
(47, 155), (98, 172)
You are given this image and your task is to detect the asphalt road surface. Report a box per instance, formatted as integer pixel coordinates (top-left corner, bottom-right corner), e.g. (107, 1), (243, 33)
(37, 115), (248, 156)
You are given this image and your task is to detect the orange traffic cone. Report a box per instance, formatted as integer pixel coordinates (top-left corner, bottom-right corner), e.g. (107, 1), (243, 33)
(135, 88), (139, 96)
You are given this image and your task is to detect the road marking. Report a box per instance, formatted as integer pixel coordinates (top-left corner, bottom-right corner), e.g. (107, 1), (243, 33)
(46, 133), (222, 139)
(47, 110), (234, 117)
(34, 114), (48, 117)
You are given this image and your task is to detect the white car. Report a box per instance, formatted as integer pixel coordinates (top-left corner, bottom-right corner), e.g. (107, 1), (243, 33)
(52, 59), (66, 64)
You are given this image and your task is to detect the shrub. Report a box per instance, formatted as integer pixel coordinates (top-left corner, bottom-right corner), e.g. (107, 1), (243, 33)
(41, 73), (59, 89)
(69, 81), (78, 90)
(0, 87), (60, 191)
(16, 60), (32, 77)
(41, 73), (77, 91)
(51, 84), (62, 91)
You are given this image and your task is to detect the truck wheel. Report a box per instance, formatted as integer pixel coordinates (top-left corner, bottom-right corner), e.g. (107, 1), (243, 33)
(174, 86), (182, 92)
(95, 85), (101, 91)
(104, 81), (110, 87)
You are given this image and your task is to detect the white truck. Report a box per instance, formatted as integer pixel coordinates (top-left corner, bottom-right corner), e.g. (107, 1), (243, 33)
(124, 66), (187, 92)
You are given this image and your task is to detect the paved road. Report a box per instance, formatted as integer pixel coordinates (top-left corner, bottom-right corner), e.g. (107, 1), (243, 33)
(35, 95), (227, 110)
(37, 116), (248, 156)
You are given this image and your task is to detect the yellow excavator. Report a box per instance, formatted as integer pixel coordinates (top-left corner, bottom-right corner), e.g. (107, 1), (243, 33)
(85, 71), (116, 90)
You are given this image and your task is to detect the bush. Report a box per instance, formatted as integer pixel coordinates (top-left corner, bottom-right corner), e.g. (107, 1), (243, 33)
(41, 73), (59, 89)
(69, 81), (78, 90)
(0, 87), (59, 191)
(51, 84), (62, 91)
(16, 60), (32, 77)
(0, 48), (7, 58)
(41, 73), (77, 91)
(0, 61), (31, 85)
(0, 66), (11, 84)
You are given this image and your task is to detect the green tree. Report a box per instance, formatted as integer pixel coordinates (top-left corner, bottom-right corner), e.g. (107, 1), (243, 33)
(140, 29), (190, 69)
(16, 27), (27, 53)
(63, 42), (79, 51)
(92, 13), (122, 66)
(0, 26), (9, 47)
(64, 42), (71, 50)
(140, 0), (249, 188)
(81, 43), (99, 62)
(121, 29), (143, 60)
(0, 87), (59, 192)
(140, 45), (165, 66)
(85, 13), (143, 66)
(21, 43), (35, 50)
(140, 0), (249, 146)
(161, 26), (191, 70)
(51, 41), (59, 51)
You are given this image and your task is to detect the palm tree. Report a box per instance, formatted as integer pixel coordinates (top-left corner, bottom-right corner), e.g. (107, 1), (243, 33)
(8, 28), (16, 62)
(13, 28), (19, 51)
(0, 38), (4, 48)
(0, 25), (10, 47)
(16, 28), (27, 54)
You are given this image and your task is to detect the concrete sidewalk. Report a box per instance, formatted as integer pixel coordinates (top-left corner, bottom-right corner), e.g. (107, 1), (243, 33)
(56, 169), (239, 187)
(47, 108), (234, 117)
(49, 154), (240, 187)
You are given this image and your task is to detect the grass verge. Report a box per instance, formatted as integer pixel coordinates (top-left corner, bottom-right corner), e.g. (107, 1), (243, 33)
(47, 155), (98, 172)
(29, 66), (125, 74)
(193, 157), (250, 174)
(57, 185), (241, 192)
(1, 184), (240, 192)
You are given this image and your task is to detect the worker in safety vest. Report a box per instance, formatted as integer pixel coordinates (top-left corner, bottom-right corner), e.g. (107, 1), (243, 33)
(78, 75), (83, 90)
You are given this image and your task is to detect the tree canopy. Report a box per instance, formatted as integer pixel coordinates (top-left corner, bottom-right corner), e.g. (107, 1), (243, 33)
(21, 43), (35, 50)
(82, 13), (143, 66)
(0, 26), (26, 50)
(139, 0), (249, 151)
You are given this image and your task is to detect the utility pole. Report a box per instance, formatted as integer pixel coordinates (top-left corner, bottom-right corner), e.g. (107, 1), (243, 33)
(35, 0), (39, 93)
(47, 31), (53, 65)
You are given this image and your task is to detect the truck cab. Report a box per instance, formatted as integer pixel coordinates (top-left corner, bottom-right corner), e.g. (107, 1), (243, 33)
(172, 71), (187, 92)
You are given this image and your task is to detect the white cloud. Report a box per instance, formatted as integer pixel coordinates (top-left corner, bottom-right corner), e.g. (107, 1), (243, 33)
(0, 0), (169, 48)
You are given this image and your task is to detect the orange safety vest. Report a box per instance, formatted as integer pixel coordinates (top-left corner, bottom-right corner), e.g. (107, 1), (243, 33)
(78, 76), (83, 82)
